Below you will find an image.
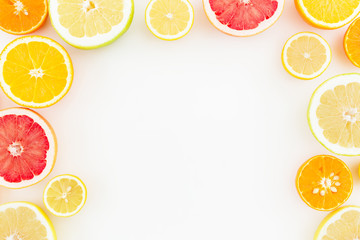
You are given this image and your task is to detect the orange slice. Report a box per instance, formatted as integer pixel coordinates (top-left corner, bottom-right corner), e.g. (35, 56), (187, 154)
(0, 0), (48, 35)
(0, 36), (73, 108)
(344, 17), (360, 68)
(296, 155), (353, 211)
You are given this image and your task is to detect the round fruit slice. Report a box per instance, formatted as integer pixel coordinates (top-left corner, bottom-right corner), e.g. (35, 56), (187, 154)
(49, 0), (134, 49)
(0, 202), (56, 239)
(314, 206), (360, 239)
(344, 17), (360, 68)
(0, 108), (57, 189)
(0, 0), (48, 35)
(282, 32), (331, 80)
(295, 0), (360, 29)
(308, 73), (360, 156)
(44, 174), (87, 217)
(145, 0), (194, 41)
(0, 36), (73, 108)
(296, 155), (353, 211)
(203, 0), (284, 37)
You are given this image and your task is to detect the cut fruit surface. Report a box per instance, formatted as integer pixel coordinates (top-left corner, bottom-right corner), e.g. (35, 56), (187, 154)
(203, 0), (284, 36)
(308, 73), (360, 156)
(0, 108), (57, 189)
(0, 202), (56, 240)
(0, 36), (73, 108)
(44, 174), (87, 217)
(0, 0), (48, 35)
(344, 17), (360, 68)
(145, 0), (194, 40)
(314, 206), (360, 239)
(282, 32), (331, 80)
(49, 0), (134, 49)
(296, 155), (352, 211)
(295, 0), (360, 29)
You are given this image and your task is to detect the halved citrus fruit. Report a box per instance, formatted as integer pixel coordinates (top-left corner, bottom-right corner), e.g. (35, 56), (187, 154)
(49, 0), (134, 49)
(344, 17), (360, 68)
(44, 174), (87, 217)
(0, 202), (56, 239)
(0, 0), (48, 35)
(145, 0), (194, 41)
(282, 32), (331, 80)
(0, 108), (57, 189)
(296, 155), (353, 211)
(0, 36), (73, 108)
(203, 0), (284, 37)
(308, 73), (360, 156)
(295, 0), (360, 29)
(314, 206), (360, 239)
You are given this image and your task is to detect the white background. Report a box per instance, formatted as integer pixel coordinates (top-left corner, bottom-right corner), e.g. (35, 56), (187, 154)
(1, 0), (360, 239)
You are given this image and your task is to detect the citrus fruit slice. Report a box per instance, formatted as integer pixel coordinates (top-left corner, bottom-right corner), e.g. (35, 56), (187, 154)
(0, 0), (48, 35)
(49, 0), (134, 49)
(282, 32), (331, 80)
(0, 36), (73, 108)
(296, 155), (353, 211)
(0, 202), (56, 239)
(44, 174), (87, 217)
(314, 206), (360, 239)
(0, 108), (57, 189)
(308, 73), (360, 156)
(203, 0), (284, 37)
(344, 17), (360, 68)
(295, 0), (360, 29)
(145, 0), (194, 41)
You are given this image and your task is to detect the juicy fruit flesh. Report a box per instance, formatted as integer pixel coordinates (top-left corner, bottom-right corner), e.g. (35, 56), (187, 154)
(0, 114), (49, 183)
(46, 177), (84, 214)
(317, 82), (360, 148)
(209, 0), (278, 30)
(301, 0), (360, 24)
(0, 206), (48, 240)
(0, 0), (46, 33)
(321, 210), (360, 239)
(149, 0), (191, 36)
(297, 155), (352, 210)
(286, 35), (327, 75)
(345, 18), (360, 67)
(3, 41), (68, 104)
(58, 0), (124, 38)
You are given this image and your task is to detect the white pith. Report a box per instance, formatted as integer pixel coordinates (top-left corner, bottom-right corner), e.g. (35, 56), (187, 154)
(49, 0), (134, 48)
(282, 32), (331, 79)
(0, 202), (56, 240)
(312, 173), (341, 196)
(0, 36), (73, 108)
(44, 175), (87, 217)
(145, 0), (194, 40)
(0, 108), (56, 189)
(13, 0), (28, 16)
(203, 0), (284, 36)
(308, 73), (360, 156)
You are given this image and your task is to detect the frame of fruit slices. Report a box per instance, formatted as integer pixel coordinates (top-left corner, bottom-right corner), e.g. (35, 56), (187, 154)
(1, 0), (360, 239)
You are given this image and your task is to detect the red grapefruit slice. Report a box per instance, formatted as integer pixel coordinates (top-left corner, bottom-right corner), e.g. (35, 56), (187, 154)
(203, 0), (284, 36)
(0, 108), (57, 189)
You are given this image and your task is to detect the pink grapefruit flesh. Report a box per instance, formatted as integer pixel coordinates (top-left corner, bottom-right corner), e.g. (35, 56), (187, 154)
(203, 0), (284, 36)
(0, 108), (56, 189)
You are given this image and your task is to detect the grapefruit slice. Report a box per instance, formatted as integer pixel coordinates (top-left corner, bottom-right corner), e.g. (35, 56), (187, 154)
(0, 108), (57, 189)
(203, 0), (284, 36)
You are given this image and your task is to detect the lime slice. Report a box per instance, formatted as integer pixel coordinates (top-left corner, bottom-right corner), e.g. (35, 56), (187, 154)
(308, 73), (360, 156)
(49, 0), (134, 49)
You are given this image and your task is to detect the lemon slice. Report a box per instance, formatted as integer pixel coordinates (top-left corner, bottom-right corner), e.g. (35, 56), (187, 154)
(308, 73), (360, 156)
(0, 202), (56, 239)
(295, 0), (360, 29)
(49, 0), (134, 49)
(44, 174), (87, 217)
(314, 206), (360, 239)
(145, 0), (194, 40)
(282, 32), (331, 80)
